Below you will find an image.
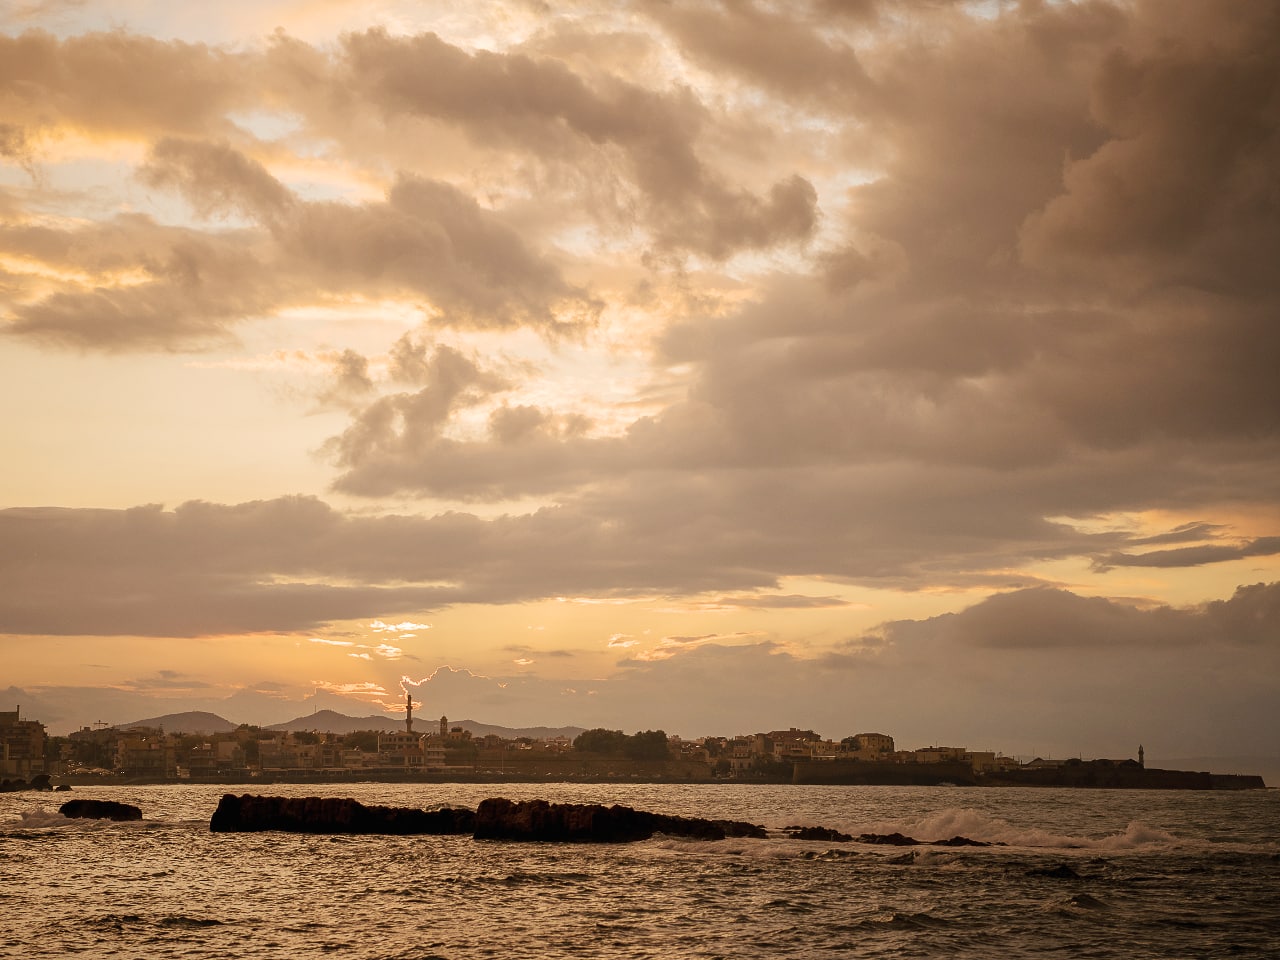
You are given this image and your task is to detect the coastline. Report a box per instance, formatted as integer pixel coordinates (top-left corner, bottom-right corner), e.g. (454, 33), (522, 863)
(30, 758), (1269, 791)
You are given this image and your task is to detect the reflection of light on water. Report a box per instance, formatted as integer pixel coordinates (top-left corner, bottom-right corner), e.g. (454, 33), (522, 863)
(1, 783), (1276, 959)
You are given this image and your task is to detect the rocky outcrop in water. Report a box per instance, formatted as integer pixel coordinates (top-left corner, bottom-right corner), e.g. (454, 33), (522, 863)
(59, 798), (143, 821)
(207, 794), (766, 842)
(784, 825), (854, 842)
(0, 774), (53, 793)
(856, 832), (996, 847)
(209, 794), (475, 834)
(472, 797), (767, 842)
(1026, 863), (1081, 879)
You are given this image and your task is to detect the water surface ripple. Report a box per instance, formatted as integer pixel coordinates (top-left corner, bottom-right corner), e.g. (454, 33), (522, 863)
(3, 783), (1277, 958)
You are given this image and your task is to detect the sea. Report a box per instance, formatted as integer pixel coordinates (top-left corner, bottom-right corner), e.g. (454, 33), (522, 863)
(2, 781), (1277, 959)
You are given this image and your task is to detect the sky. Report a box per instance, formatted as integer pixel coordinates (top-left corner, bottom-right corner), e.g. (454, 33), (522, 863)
(1, 0), (1277, 764)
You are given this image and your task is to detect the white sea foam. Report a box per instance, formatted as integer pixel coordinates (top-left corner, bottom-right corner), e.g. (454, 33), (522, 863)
(862, 806), (1181, 850)
(13, 806), (70, 828)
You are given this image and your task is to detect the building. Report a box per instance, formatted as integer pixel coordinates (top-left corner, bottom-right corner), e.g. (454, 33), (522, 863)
(376, 694), (445, 770)
(0, 706), (46, 778)
(116, 731), (178, 778)
(760, 728), (821, 762)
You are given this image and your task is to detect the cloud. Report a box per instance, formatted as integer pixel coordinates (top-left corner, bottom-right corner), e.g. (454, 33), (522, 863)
(6, 132), (597, 349)
(141, 136), (295, 222)
(0, 30), (252, 139)
(337, 27), (818, 259)
(865, 582), (1280, 651)
(1018, 1), (1280, 295)
(1094, 537), (1280, 571)
(3, 3), (1279, 757)
(370, 620), (430, 633)
(1, 213), (279, 350)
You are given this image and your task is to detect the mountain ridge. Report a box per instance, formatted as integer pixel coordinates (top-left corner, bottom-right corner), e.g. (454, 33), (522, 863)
(115, 709), (584, 741)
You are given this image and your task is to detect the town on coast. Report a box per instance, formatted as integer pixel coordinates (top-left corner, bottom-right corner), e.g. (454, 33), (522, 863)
(1, 702), (1266, 791)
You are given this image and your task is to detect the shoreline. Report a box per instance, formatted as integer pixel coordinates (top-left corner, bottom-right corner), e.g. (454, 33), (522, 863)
(19, 766), (1269, 792)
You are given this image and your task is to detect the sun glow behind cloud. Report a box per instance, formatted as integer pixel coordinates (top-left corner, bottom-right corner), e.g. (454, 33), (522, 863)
(1, 0), (1277, 758)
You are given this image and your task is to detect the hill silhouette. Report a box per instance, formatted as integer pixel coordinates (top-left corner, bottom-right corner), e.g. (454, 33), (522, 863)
(116, 708), (583, 741)
(116, 711), (238, 734)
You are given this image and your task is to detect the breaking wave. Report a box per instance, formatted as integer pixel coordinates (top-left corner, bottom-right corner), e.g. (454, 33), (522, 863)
(860, 807), (1181, 850)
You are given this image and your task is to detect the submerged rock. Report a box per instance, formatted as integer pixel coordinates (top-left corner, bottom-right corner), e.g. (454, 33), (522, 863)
(209, 794), (475, 834)
(784, 825), (854, 842)
(207, 794), (765, 842)
(59, 799), (143, 821)
(473, 797), (767, 843)
(1, 775), (54, 793)
(856, 832), (920, 846)
(1026, 863), (1081, 879)
(933, 835), (993, 847)
(856, 831), (994, 847)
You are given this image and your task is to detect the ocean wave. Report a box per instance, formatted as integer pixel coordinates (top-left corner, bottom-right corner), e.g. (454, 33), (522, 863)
(862, 806), (1182, 850)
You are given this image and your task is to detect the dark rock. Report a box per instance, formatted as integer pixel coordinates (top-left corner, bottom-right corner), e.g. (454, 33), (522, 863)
(785, 825), (853, 842)
(472, 797), (766, 843)
(856, 832), (920, 846)
(1, 775), (55, 793)
(54, 784), (72, 792)
(1026, 863), (1081, 879)
(59, 799), (143, 821)
(855, 831), (996, 847)
(206, 794), (766, 842)
(209, 794), (475, 834)
(932, 835), (992, 847)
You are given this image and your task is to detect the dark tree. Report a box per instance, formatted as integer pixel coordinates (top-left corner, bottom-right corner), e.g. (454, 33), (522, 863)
(343, 730), (379, 752)
(573, 728), (628, 754)
(623, 730), (670, 761)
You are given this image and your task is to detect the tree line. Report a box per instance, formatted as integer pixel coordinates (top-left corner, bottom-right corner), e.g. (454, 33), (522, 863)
(572, 728), (670, 760)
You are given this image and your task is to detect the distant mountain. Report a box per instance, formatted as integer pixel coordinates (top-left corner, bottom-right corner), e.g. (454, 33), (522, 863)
(117, 711), (238, 734)
(264, 710), (584, 741)
(454, 720), (586, 741)
(113, 707), (585, 741)
(265, 710), (402, 734)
